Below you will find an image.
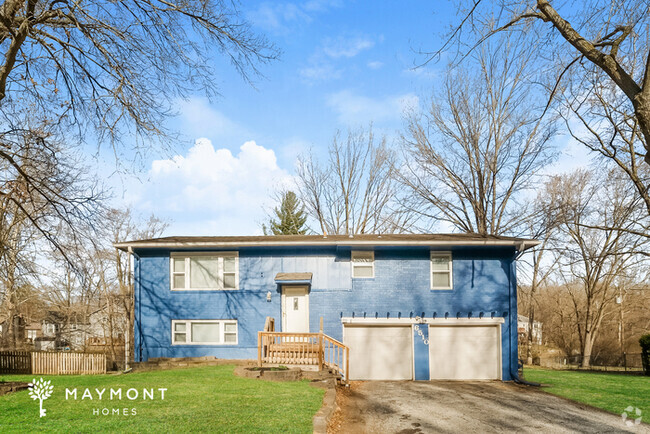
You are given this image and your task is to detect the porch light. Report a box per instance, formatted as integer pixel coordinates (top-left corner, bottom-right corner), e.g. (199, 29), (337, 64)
(266, 291), (272, 302)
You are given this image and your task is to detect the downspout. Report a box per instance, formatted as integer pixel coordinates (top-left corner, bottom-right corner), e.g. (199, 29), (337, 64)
(510, 244), (540, 387)
(128, 247), (143, 363)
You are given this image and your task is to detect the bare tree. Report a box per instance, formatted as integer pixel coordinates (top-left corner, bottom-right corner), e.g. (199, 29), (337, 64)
(517, 192), (562, 363)
(297, 127), (412, 235)
(424, 0), (650, 200)
(546, 168), (647, 367)
(401, 35), (555, 235)
(103, 209), (167, 368)
(0, 127), (100, 347)
(0, 0), (278, 143)
(0, 1), (277, 270)
(563, 60), (650, 221)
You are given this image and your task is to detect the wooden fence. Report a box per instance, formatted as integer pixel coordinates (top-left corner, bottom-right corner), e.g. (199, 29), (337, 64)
(0, 351), (31, 374)
(0, 351), (106, 375)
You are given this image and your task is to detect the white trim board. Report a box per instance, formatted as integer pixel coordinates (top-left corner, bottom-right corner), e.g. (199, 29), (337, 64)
(341, 317), (505, 326)
(116, 239), (538, 250)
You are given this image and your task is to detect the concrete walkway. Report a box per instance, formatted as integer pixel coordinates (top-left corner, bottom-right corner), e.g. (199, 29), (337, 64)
(331, 381), (649, 433)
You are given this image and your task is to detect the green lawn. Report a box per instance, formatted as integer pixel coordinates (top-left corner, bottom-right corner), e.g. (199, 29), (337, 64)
(523, 367), (650, 417)
(0, 365), (324, 433)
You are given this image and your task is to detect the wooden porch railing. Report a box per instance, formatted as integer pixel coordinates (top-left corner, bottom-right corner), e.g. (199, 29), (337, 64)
(257, 331), (349, 382)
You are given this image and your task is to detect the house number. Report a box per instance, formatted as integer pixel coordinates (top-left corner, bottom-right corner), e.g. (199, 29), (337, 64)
(293, 298), (299, 310)
(413, 324), (429, 346)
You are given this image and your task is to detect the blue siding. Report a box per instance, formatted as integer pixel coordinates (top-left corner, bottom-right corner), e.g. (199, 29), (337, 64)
(133, 245), (519, 380)
(413, 325), (429, 380)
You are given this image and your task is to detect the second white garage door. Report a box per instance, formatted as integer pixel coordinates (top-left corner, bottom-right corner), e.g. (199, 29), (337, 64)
(428, 325), (500, 380)
(344, 326), (413, 380)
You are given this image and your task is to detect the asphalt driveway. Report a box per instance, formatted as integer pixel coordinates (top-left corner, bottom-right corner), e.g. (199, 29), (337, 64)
(330, 381), (649, 433)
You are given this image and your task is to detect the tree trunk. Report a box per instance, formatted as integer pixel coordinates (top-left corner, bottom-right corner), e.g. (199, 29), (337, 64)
(581, 331), (594, 368)
(632, 92), (650, 165)
(526, 305), (534, 365)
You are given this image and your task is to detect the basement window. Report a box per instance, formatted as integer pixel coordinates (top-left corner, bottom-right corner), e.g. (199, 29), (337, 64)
(430, 252), (453, 290)
(170, 252), (239, 290)
(351, 250), (375, 278)
(171, 320), (238, 345)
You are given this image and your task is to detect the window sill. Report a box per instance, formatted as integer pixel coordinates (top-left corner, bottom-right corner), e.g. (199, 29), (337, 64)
(171, 343), (238, 346)
(170, 288), (239, 291)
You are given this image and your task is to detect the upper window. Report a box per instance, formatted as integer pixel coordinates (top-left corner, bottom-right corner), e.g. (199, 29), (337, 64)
(170, 252), (239, 290)
(27, 329), (37, 340)
(172, 320), (238, 345)
(430, 252), (453, 290)
(351, 250), (374, 278)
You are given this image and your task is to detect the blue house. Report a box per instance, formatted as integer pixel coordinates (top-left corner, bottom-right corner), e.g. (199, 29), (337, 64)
(115, 234), (537, 381)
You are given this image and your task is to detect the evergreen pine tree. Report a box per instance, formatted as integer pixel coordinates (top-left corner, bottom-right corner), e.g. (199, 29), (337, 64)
(266, 191), (308, 235)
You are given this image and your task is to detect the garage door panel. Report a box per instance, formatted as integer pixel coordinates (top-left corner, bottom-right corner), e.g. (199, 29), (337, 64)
(429, 326), (500, 380)
(345, 326), (413, 380)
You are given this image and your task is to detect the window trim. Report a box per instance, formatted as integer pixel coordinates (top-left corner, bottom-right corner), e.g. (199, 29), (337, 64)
(169, 252), (239, 291)
(351, 250), (375, 279)
(171, 319), (238, 346)
(430, 251), (453, 290)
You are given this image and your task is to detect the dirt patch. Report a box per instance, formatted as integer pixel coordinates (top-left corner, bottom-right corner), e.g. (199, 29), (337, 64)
(327, 381), (365, 433)
(0, 381), (29, 396)
(233, 365), (302, 381)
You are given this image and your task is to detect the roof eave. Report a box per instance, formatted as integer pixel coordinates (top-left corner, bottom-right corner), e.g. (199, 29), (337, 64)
(114, 239), (541, 252)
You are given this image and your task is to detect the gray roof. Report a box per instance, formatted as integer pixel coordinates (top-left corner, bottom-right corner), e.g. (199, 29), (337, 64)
(274, 272), (313, 282)
(115, 233), (539, 251)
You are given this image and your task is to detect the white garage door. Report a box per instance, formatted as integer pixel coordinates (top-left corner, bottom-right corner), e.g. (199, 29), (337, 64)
(429, 326), (500, 380)
(344, 326), (413, 380)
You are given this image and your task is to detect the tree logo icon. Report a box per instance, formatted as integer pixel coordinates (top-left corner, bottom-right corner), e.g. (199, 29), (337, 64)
(621, 406), (642, 427)
(28, 378), (54, 418)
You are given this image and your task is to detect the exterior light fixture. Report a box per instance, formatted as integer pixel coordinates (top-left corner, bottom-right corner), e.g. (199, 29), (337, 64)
(266, 291), (272, 302)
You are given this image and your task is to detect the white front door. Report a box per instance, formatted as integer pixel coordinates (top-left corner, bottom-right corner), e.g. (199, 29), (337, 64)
(282, 286), (309, 333)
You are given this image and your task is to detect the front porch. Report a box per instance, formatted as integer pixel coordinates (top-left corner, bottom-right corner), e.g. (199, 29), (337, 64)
(257, 317), (349, 382)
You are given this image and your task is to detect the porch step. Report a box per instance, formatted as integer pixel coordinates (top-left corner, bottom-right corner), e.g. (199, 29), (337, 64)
(133, 357), (254, 372)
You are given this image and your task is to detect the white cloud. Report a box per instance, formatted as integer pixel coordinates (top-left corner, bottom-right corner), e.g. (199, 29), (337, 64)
(299, 63), (342, 82)
(367, 61), (384, 70)
(248, 1), (341, 33)
(323, 36), (375, 59)
(326, 90), (419, 125)
(135, 139), (294, 235)
(175, 97), (251, 148)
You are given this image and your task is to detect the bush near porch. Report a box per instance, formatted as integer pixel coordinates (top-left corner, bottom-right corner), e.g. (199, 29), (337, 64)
(0, 365), (324, 433)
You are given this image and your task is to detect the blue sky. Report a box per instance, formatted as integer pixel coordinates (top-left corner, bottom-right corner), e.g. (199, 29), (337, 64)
(107, 0), (592, 237)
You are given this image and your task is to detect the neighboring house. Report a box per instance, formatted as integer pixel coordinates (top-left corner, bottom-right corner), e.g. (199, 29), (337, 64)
(517, 315), (543, 345)
(25, 322), (42, 342)
(86, 302), (127, 369)
(37, 312), (89, 351)
(87, 300), (127, 343)
(115, 234), (537, 381)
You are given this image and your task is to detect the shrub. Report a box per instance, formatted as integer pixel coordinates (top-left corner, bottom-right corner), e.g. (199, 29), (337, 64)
(640, 334), (650, 376)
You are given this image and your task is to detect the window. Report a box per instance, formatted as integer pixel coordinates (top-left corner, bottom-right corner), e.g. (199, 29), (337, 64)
(27, 329), (37, 340)
(171, 320), (238, 345)
(430, 252), (453, 290)
(44, 323), (56, 334)
(351, 250), (374, 278)
(170, 252), (239, 290)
